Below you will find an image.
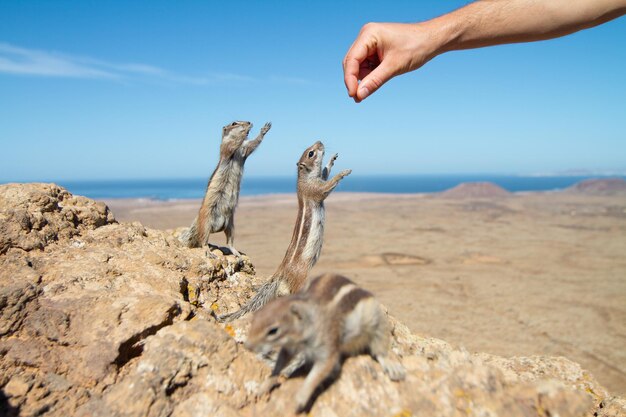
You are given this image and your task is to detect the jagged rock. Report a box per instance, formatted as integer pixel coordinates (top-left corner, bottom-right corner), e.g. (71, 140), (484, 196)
(0, 184), (257, 417)
(1, 184), (624, 417)
(0, 183), (115, 255)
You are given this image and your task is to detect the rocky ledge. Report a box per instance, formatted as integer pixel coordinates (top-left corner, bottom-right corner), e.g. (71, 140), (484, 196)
(1, 183), (624, 417)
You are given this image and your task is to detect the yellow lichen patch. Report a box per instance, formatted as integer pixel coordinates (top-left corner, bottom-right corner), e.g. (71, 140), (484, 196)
(453, 388), (469, 399)
(535, 403), (548, 417)
(392, 410), (412, 417)
(453, 389), (472, 415)
(210, 303), (219, 311)
(187, 284), (198, 306)
(584, 386), (602, 403)
(224, 324), (236, 337)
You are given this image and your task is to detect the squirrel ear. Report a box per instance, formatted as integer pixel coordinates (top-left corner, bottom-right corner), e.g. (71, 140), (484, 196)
(289, 302), (309, 321)
(290, 303), (302, 320)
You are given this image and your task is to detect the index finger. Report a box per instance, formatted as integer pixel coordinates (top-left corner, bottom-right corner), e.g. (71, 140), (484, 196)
(343, 37), (371, 98)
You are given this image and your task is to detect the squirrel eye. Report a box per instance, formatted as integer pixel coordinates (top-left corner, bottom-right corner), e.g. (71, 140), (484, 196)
(308, 151), (314, 158)
(267, 327), (279, 336)
(231, 122), (237, 126)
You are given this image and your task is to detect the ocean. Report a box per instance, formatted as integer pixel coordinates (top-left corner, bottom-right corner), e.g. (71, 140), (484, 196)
(43, 175), (625, 201)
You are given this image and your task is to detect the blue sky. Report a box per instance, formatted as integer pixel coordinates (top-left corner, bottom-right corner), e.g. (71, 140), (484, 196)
(1, 1), (625, 181)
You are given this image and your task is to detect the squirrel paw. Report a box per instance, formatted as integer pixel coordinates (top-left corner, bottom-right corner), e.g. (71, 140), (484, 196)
(378, 356), (406, 381)
(296, 389), (313, 413)
(339, 169), (352, 178)
(295, 389), (312, 414)
(261, 122), (272, 135)
(256, 376), (281, 400)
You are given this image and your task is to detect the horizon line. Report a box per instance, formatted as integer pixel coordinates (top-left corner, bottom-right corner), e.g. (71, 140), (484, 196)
(2, 172), (626, 184)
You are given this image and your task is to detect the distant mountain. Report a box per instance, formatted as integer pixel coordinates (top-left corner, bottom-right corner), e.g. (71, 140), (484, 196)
(440, 182), (511, 198)
(565, 178), (626, 196)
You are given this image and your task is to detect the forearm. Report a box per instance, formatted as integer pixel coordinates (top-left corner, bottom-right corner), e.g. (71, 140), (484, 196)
(343, 0), (626, 101)
(243, 122), (271, 157)
(322, 154), (338, 181)
(321, 170), (351, 197)
(432, 0), (626, 53)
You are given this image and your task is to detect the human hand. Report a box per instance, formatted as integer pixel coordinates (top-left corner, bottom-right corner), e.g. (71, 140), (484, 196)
(343, 2), (626, 102)
(343, 22), (440, 102)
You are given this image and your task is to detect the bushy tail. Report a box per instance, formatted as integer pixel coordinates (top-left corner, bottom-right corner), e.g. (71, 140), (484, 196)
(179, 217), (199, 248)
(215, 279), (281, 322)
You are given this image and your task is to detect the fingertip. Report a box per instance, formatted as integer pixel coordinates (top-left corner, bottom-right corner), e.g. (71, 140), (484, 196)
(357, 85), (371, 101)
(343, 60), (359, 94)
(344, 75), (358, 98)
(343, 39), (369, 96)
(356, 61), (394, 101)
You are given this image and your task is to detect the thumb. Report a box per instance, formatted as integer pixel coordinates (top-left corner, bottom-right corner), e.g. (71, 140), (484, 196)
(357, 60), (395, 101)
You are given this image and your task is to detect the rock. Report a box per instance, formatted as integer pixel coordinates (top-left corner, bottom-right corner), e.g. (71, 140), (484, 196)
(0, 183), (115, 255)
(440, 182), (512, 199)
(3, 376), (31, 398)
(0, 183), (624, 417)
(0, 184), (259, 417)
(75, 320), (260, 417)
(171, 394), (243, 417)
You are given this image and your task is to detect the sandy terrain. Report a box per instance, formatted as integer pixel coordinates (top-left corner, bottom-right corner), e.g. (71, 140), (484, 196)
(104, 191), (626, 395)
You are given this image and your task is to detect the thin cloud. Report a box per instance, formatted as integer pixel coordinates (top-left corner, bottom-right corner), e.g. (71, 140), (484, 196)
(0, 42), (252, 85)
(0, 42), (314, 86)
(269, 75), (314, 85)
(0, 43), (118, 79)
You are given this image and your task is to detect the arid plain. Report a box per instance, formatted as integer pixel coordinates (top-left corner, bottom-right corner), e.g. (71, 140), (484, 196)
(105, 189), (626, 395)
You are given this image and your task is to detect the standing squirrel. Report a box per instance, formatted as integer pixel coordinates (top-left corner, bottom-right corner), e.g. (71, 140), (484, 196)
(180, 121), (271, 255)
(245, 273), (406, 413)
(216, 141), (351, 321)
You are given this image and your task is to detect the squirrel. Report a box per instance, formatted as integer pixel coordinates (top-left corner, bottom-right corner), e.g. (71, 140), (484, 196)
(180, 121), (271, 255)
(216, 141), (351, 322)
(245, 273), (406, 413)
